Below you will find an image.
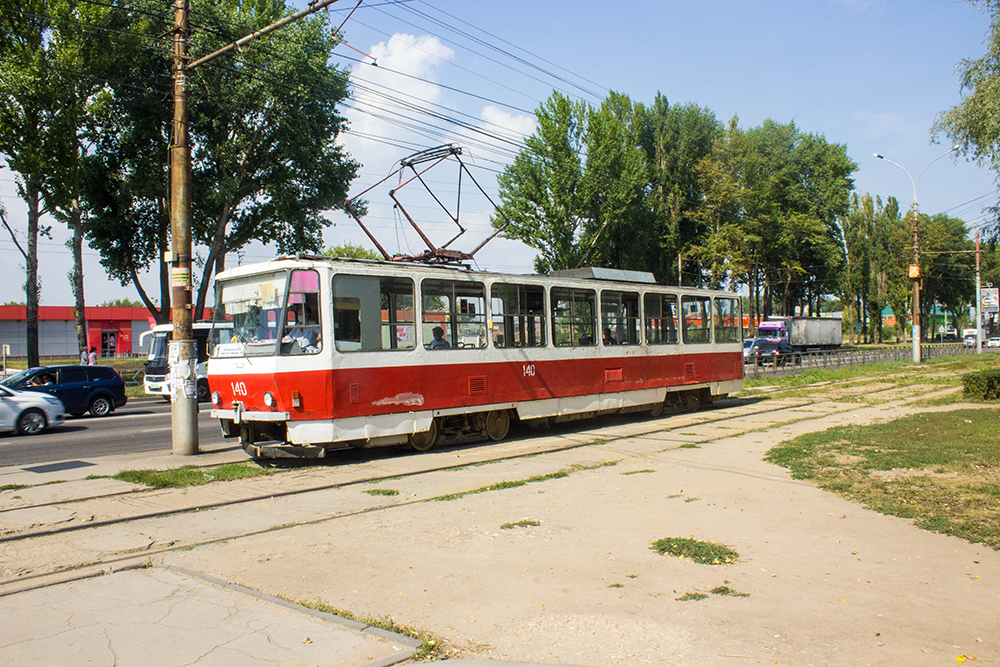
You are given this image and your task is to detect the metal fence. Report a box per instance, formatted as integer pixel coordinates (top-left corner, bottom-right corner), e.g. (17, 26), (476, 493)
(744, 343), (982, 378)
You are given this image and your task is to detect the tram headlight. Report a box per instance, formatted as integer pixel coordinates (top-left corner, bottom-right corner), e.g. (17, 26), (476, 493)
(263, 391), (276, 408)
(211, 391), (221, 406)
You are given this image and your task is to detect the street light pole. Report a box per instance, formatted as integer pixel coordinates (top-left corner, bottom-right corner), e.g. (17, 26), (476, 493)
(874, 146), (958, 363)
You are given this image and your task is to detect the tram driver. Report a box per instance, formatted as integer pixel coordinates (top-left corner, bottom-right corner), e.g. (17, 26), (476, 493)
(282, 304), (320, 353)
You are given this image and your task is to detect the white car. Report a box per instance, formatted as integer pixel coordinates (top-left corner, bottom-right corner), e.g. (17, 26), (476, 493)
(988, 337), (1000, 348)
(0, 385), (66, 435)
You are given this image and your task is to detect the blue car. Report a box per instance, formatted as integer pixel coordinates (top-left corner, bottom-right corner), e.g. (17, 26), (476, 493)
(1, 365), (127, 417)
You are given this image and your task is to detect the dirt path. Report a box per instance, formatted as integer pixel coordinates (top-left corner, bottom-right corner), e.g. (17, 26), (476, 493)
(124, 385), (998, 666)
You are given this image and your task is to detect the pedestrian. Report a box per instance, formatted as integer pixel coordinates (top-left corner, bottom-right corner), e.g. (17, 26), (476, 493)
(80, 348), (88, 365)
(88, 346), (97, 365)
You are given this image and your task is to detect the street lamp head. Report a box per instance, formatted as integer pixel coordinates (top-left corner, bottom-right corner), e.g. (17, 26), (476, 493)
(874, 153), (884, 159)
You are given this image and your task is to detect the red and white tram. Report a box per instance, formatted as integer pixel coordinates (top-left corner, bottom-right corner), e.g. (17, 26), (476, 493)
(207, 256), (743, 458)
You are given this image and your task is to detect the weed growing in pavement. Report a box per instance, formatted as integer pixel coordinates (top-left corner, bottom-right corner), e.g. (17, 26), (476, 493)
(766, 408), (1000, 549)
(651, 537), (739, 565)
(284, 596), (450, 661)
(113, 463), (272, 488)
(676, 592), (708, 601)
(571, 460), (620, 470)
(679, 443), (701, 449)
(621, 469), (655, 475)
(501, 519), (540, 529)
(710, 585), (750, 597)
(607, 583), (624, 588)
(428, 461), (619, 502)
(0, 484), (27, 491)
(364, 488), (400, 496)
(366, 475), (404, 484)
(683, 497), (701, 503)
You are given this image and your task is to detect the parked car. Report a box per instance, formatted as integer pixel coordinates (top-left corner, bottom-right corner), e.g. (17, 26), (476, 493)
(0, 385), (66, 435)
(988, 337), (1000, 349)
(964, 334), (977, 348)
(746, 339), (801, 367)
(0, 365), (127, 417)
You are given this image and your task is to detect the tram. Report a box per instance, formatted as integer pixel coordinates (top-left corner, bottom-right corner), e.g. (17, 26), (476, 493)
(207, 256), (743, 458)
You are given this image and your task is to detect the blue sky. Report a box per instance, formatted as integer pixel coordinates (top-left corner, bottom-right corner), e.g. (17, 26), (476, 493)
(1, 0), (997, 305)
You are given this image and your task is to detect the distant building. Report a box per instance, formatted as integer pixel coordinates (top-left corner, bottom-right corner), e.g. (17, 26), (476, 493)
(0, 305), (209, 359)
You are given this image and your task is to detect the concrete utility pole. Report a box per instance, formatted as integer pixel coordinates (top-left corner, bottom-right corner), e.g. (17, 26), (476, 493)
(977, 232), (983, 354)
(169, 0), (197, 455)
(874, 146), (958, 364)
(168, 0), (343, 455)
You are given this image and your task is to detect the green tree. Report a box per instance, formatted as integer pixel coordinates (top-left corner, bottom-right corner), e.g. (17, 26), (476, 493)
(81, 0), (359, 321)
(920, 213), (975, 338)
(641, 94), (722, 282)
(579, 91), (651, 269)
(324, 242), (382, 260)
(934, 0), (1000, 233)
(494, 91), (588, 273)
(0, 0), (59, 366)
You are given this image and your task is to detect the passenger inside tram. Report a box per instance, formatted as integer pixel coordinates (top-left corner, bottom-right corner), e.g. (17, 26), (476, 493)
(428, 326), (450, 349)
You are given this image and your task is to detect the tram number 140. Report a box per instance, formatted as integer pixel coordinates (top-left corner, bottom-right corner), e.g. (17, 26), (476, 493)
(232, 381), (248, 396)
(522, 364), (536, 377)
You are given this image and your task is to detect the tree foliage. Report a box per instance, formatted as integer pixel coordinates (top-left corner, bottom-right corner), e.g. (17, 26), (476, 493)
(80, 0), (358, 321)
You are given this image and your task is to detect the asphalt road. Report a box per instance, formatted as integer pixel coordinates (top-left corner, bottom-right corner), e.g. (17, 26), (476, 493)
(0, 398), (227, 468)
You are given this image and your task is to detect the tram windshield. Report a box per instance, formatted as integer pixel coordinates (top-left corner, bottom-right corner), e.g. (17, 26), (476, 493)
(210, 271), (288, 357)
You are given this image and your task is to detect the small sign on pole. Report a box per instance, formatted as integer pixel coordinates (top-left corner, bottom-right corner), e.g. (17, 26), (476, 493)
(982, 288), (999, 313)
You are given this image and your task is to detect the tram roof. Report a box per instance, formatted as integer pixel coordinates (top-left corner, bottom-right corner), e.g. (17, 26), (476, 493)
(213, 255), (737, 295)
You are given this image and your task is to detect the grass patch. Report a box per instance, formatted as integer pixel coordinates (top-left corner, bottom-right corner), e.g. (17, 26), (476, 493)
(765, 408), (1000, 549)
(676, 592), (708, 601)
(679, 443), (701, 449)
(651, 537), (739, 565)
(606, 583), (623, 588)
(0, 484), (28, 492)
(429, 462), (617, 502)
(621, 469), (655, 476)
(364, 488), (400, 496)
(286, 596), (448, 661)
(501, 519), (540, 529)
(710, 585), (750, 597)
(113, 463), (271, 488)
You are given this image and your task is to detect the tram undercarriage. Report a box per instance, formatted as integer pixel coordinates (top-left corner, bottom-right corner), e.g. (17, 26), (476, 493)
(223, 384), (730, 459)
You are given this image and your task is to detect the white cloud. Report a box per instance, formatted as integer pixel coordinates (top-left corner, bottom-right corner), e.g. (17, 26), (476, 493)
(481, 105), (536, 140)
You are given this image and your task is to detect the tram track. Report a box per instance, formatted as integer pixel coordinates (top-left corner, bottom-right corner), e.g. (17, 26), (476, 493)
(0, 380), (952, 594)
(0, 378), (935, 527)
(0, 377), (912, 521)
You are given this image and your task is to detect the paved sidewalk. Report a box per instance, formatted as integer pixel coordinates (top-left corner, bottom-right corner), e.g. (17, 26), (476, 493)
(0, 566), (418, 667)
(0, 439), (592, 666)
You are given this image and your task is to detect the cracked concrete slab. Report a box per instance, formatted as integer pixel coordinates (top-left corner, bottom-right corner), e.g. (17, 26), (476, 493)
(0, 567), (413, 667)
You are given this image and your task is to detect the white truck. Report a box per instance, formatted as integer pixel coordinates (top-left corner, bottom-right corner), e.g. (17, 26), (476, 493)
(140, 323), (214, 402)
(756, 316), (842, 351)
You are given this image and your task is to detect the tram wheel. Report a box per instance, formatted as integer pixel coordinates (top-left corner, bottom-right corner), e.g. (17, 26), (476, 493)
(649, 401), (665, 418)
(409, 418), (438, 452)
(484, 410), (510, 441)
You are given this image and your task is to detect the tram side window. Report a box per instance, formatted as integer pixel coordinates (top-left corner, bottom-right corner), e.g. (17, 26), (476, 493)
(714, 297), (741, 343)
(491, 283), (546, 348)
(644, 293), (679, 344)
(421, 279), (487, 350)
(681, 295), (712, 344)
(601, 290), (639, 345)
(281, 270), (322, 355)
(333, 275), (415, 352)
(551, 287), (596, 346)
